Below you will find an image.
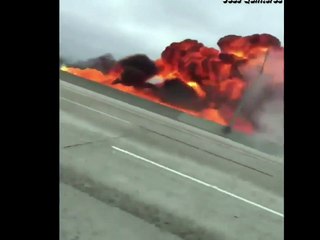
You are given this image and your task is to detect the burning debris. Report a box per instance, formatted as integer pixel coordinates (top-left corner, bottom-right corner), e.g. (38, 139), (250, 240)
(61, 33), (284, 134)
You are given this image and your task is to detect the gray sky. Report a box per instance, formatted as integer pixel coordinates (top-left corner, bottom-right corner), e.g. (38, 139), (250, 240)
(60, 0), (284, 61)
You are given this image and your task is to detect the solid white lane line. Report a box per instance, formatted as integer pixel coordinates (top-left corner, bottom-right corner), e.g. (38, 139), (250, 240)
(60, 97), (131, 124)
(112, 145), (284, 218)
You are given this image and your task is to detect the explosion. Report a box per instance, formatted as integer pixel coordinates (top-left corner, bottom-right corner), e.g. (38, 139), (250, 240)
(61, 34), (284, 134)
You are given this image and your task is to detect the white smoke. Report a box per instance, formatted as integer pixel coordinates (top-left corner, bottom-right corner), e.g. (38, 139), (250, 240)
(238, 47), (284, 146)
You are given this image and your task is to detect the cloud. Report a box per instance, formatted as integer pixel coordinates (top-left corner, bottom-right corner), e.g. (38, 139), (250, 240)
(60, 0), (284, 60)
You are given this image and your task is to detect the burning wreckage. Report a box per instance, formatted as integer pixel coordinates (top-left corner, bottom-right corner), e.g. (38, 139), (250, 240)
(61, 34), (284, 135)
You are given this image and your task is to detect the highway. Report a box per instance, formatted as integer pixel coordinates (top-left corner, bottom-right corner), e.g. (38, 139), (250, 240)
(60, 78), (284, 240)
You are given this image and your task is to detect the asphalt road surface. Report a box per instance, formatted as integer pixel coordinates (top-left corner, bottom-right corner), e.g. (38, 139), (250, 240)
(60, 183), (182, 240)
(60, 79), (283, 240)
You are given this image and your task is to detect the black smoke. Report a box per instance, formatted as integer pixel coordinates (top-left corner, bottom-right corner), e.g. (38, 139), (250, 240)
(67, 53), (117, 74)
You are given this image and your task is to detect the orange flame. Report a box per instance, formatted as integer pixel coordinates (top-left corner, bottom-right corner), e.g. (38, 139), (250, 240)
(61, 34), (283, 134)
(187, 81), (206, 98)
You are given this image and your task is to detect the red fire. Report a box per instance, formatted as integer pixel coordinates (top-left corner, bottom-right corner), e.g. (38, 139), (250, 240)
(61, 34), (283, 134)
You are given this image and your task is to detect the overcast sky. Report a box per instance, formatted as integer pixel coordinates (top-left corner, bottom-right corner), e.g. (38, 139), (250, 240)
(60, 0), (284, 62)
